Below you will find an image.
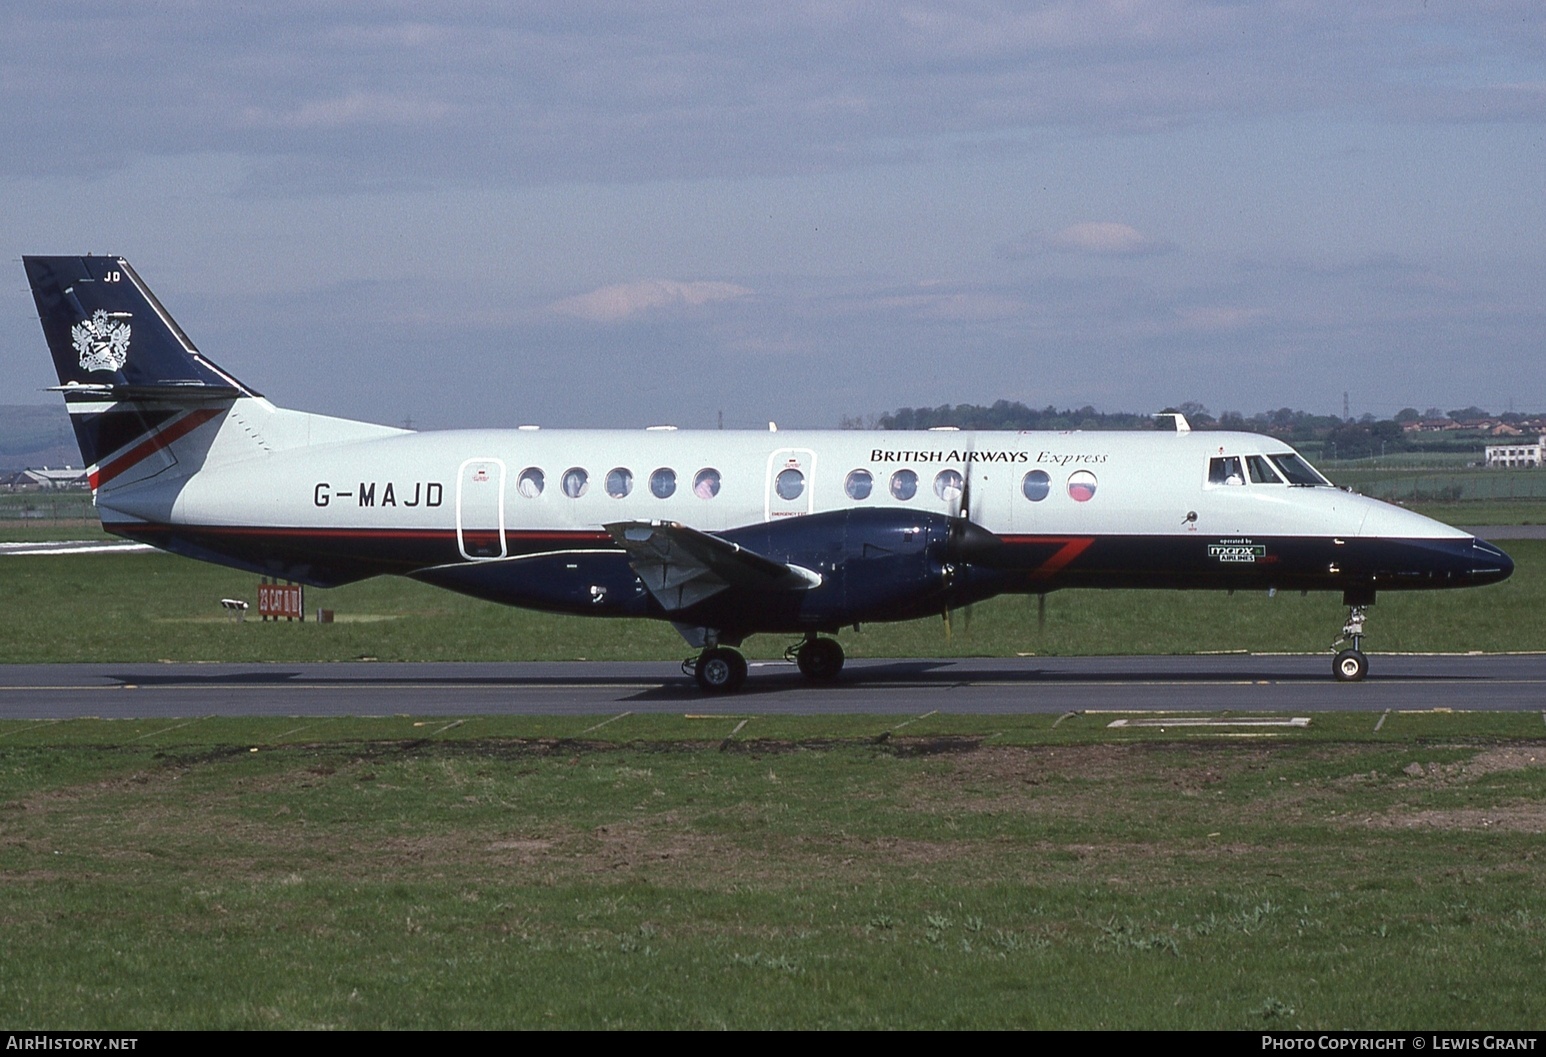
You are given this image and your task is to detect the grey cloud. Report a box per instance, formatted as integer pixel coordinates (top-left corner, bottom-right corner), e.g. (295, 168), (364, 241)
(5, 3), (1543, 188)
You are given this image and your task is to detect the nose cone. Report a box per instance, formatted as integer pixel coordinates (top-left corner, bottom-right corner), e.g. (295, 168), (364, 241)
(1468, 537), (1514, 586)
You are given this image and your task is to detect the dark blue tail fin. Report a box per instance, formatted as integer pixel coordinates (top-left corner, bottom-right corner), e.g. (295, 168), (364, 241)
(25, 255), (257, 484)
(24, 255), (256, 399)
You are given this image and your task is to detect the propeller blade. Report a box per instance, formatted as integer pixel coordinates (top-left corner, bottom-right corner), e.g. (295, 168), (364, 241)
(940, 450), (1006, 565)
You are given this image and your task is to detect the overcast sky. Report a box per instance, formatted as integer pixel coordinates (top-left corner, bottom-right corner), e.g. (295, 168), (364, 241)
(3, 2), (1543, 429)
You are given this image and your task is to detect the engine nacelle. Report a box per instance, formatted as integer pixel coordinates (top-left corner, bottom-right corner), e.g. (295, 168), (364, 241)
(706, 508), (990, 630)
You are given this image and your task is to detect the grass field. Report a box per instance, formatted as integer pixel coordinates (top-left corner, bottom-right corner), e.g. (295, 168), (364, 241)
(2, 538), (1541, 664)
(3, 503), (1544, 1029)
(1327, 469), (1546, 504)
(1, 713), (1543, 1029)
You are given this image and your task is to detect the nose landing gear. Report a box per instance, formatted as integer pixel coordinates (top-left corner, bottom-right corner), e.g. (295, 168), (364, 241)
(1331, 604), (1370, 682)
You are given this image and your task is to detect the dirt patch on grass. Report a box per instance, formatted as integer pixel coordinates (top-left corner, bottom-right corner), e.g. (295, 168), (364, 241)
(1467, 745), (1546, 776)
(10, 737), (1546, 889)
(1392, 745), (1546, 784)
(902, 743), (1260, 815)
(1362, 803), (1546, 833)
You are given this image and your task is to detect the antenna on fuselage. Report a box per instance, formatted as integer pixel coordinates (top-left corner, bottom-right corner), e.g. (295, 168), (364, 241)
(1156, 411), (1191, 433)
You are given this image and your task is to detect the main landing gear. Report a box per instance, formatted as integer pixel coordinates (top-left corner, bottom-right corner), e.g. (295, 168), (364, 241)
(685, 635), (847, 693)
(787, 634), (845, 681)
(687, 646), (748, 693)
(1331, 604), (1370, 682)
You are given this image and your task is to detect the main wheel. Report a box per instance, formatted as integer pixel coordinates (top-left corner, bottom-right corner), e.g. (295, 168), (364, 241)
(1333, 648), (1368, 682)
(796, 637), (845, 681)
(695, 647), (747, 693)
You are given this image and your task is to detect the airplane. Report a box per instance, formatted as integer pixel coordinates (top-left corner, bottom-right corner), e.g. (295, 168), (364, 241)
(22, 254), (1515, 692)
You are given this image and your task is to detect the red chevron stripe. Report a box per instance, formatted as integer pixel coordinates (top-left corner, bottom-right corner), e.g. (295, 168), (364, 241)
(996, 535), (1096, 578)
(90, 407), (223, 489)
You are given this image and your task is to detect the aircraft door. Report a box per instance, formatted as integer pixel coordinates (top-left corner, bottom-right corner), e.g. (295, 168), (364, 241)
(766, 448), (816, 520)
(456, 458), (507, 559)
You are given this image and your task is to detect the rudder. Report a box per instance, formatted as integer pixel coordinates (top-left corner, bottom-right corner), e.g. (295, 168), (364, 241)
(24, 256), (255, 397)
(24, 255), (254, 487)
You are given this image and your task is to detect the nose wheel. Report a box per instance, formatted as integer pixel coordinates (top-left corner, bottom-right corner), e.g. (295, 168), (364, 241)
(1331, 604), (1370, 682)
(1334, 648), (1368, 682)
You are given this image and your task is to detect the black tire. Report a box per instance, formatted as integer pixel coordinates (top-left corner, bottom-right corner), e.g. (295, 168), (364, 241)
(1333, 648), (1368, 682)
(695, 647), (747, 693)
(796, 637), (845, 681)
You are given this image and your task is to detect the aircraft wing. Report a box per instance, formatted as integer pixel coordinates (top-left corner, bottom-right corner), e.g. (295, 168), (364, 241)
(604, 520), (822, 612)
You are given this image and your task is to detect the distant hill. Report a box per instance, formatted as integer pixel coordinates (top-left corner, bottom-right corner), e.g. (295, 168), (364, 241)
(0, 404), (79, 471)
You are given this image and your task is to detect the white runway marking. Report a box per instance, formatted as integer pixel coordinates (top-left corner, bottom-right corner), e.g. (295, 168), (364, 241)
(0, 540), (156, 555)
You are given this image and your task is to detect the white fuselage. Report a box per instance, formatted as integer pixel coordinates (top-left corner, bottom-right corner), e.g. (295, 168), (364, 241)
(98, 402), (1457, 552)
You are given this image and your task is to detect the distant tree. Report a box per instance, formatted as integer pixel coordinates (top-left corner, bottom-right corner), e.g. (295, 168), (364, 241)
(864, 402), (1543, 452)
(1324, 419), (1403, 459)
(1175, 401), (1214, 426)
(878, 401), (1155, 431)
(1447, 406), (1490, 422)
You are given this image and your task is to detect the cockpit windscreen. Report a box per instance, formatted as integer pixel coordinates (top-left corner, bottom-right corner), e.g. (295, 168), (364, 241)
(1269, 453), (1331, 486)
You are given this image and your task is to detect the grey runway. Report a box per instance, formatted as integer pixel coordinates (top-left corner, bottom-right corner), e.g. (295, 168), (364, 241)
(2, 654), (1544, 718)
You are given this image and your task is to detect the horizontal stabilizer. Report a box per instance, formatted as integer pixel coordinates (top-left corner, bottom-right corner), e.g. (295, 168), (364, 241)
(49, 381), (246, 404)
(605, 520), (822, 612)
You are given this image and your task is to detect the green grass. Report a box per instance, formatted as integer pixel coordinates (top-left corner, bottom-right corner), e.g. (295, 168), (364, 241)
(1, 491), (1540, 663)
(0, 492), (99, 538)
(1, 541), (1541, 663)
(1320, 451), (1478, 471)
(1, 714), (1543, 1028)
(1327, 468), (1546, 503)
(1406, 498), (1546, 525)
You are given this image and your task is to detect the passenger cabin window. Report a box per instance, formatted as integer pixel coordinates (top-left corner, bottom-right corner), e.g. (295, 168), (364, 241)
(845, 469), (873, 501)
(561, 467), (588, 498)
(694, 468), (721, 499)
(606, 468), (633, 498)
(774, 468), (805, 501)
(1021, 470), (1050, 502)
(1067, 470), (1097, 502)
(1208, 456), (1245, 485)
(650, 468), (676, 499)
(890, 469), (918, 501)
(934, 469), (963, 503)
(517, 467), (545, 498)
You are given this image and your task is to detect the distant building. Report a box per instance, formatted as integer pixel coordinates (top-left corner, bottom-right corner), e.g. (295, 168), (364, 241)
(1485, 435), (1545, 469)
(0, 467), (89, 491)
